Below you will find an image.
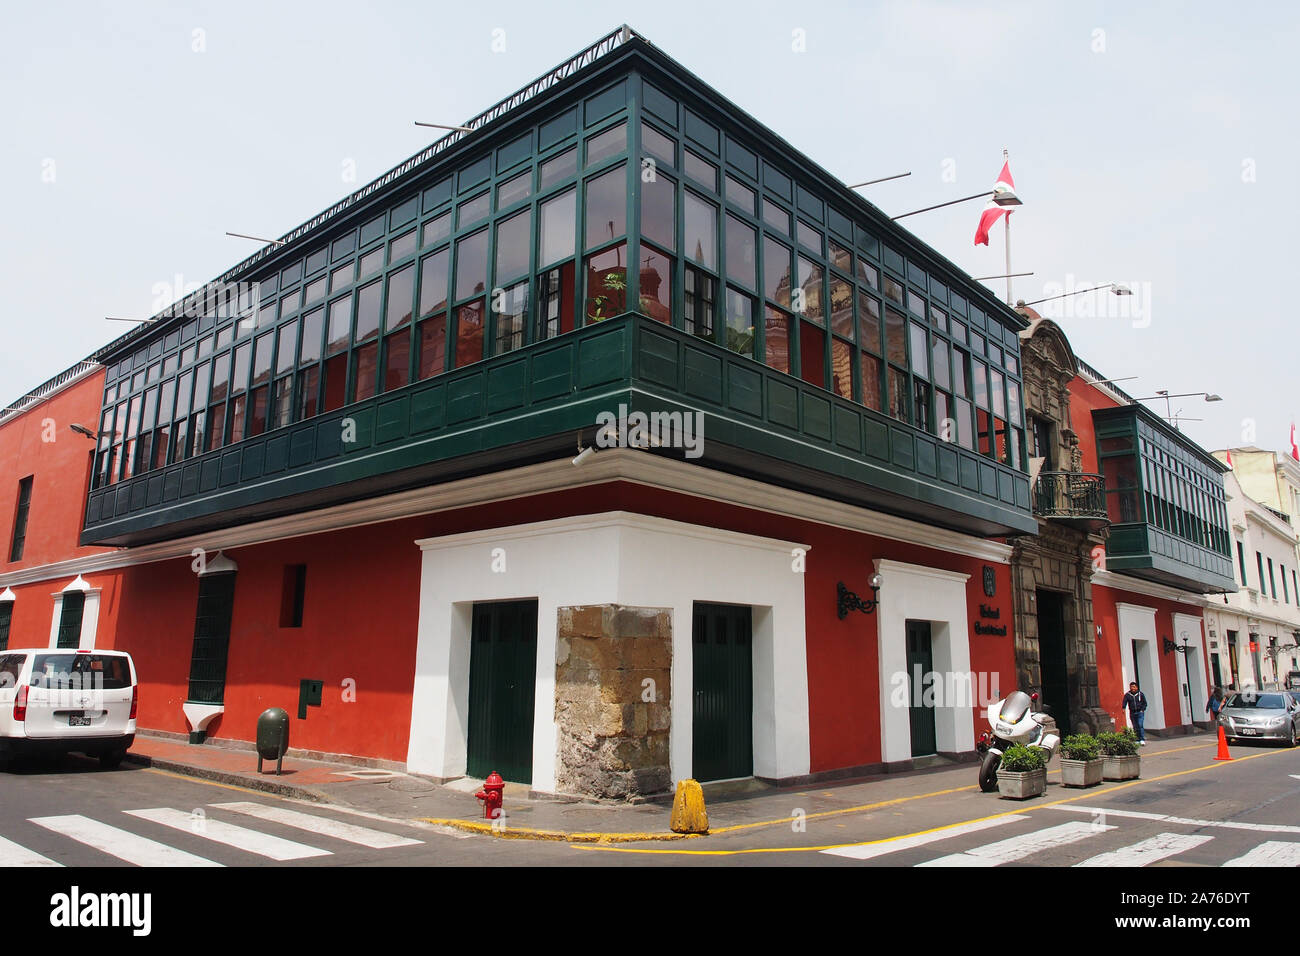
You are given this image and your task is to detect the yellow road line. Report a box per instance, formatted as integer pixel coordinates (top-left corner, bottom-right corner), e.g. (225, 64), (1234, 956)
(570, 744), (1289, 855)
(418, 818), (699, 842)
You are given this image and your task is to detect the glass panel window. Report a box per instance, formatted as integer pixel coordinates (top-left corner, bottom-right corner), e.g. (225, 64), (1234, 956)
(585, 166), (626, 248)
(684, 267), (716, 339)
(858, 292), (881, 354)
(585, 122), (627, 166)
(972, 359), (989, 409)
(494, 209), (532, 284)
(762, 199), (789, 235)
(885, 308), (906, 366)
(389, 229), (417, 262)
(298, 365), (320, 419)
(829, 239), (852, 273)
(857, 260), (878, 289)
(642, 123), (674, 167)
(642, 247), (676, 325)
(764, 307), (792, 374)
(724, 287), (755, 357)
(935, 390), (951, 442)
(386, 263), (415, 332)
(883, 275), (904, 305)
(860, 352), (882, 412)
(683, 150), (718, 191)
(271, 375), (293, 429)
(887, 366), (909, 423)
(641, 171), (676, 252)
(494, 282), (528, 354)
(955, 397), (974, 449)
(539, 188), (577, 266)
(354, 280), (382, 343)
(422, 212), (451, 248)
(830, 276), (853, 338)
(304, 276), (327, 307)
(913, 380), (932, 433)
(538, 148), (576, 190)
(683, 192), (717, 269)
(584, 245), (630, 323)
(209, 352), (231, 405)
(496, 169), (532, 209)
(327, 296), (352, 356)
(763, 237), (792, 309)
(536, 262), (576, 340)
(330, 263), (353, 293)
(800, 321), (825, 389)
(454, 229), (489, 302)
(383, 328), (411, 392)
(796, 220), (822, 255)
(358, 248), (384, 280)
(724, 175), (756, 214)
(457, 191), (490, 228)
(990, 368), (1005, 418)
(725, 214), (757, 290)
(831, 338), (852, 400)
(907, 290), (926, 318)
(419, 249), (450, 318)
(416, 314), (447, 379)
(976, 408), (993, 456)
(454, 300), (486, 367)
(931, 307), (947, 333)
(1006, 380), (1022, 428)
(796, 257), (823, 325)
(953, 348), (969, 398)
(350, 341), (379, 403)
(909, 323), (928, 378)
(932, 339), (950, 390)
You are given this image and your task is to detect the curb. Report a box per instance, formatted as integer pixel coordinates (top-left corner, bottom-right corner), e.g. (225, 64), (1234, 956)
(124, 752), (334, 804)
(420, 818), (704, 843)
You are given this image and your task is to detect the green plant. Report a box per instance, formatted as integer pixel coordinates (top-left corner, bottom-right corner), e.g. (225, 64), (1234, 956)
(999, 744), (1047, 772)
(587, 272), (627, 322)
(1097, 729), (1139, 757)
(1059, 733), (1100, 761)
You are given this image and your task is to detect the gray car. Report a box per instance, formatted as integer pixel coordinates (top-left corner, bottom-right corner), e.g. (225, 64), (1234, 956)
(1218, 691), (1300, 746)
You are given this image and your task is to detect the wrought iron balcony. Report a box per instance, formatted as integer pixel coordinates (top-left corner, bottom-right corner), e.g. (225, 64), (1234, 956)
(1033, 471), (1108, 529)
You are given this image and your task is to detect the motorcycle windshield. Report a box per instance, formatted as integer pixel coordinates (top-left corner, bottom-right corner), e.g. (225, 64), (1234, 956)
(999, 691), (1031, 724)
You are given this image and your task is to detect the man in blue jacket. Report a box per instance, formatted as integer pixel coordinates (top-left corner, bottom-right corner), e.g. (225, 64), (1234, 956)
(1122, 681), (1148, 745)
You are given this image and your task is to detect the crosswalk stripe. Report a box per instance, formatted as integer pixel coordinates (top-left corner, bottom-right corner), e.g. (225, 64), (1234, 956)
(822, 814), (1031, 860)
(1075, 832), (1213, 867)
(209, 802), (423, 849)
(124, 808), (331, 861)
(1222, 841), (1300, 867)
(918, 821), (1115, 867)
(1051, 804), (1300, 834)
(30, 815), (221, 867)
(0, 834), (62, 867)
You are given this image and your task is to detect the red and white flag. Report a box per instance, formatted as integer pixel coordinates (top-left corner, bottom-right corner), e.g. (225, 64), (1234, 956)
(1225, 448), (1234, 468)
(974, 161), (1016, 246)
(1290, 423), (1299, 461)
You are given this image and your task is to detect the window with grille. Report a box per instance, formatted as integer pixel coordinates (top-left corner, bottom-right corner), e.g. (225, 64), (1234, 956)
(10, 476), (33, 562)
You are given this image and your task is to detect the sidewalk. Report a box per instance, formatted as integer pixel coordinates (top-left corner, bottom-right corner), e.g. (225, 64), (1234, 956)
(124, 730), (1220, 842)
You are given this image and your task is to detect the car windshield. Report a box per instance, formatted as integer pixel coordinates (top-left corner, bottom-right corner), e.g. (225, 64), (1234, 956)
(1224, 693), (1287, 709)
(0, 654), (26, 688)
(30, 653), (131, 690)
(999, 692), (1031, 723)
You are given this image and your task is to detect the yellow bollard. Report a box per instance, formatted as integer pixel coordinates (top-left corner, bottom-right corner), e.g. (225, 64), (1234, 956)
(669, 779), (709, 834)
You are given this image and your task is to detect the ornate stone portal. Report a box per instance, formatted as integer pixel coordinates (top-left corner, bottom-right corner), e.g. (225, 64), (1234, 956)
(1008, 314), (1114, 736)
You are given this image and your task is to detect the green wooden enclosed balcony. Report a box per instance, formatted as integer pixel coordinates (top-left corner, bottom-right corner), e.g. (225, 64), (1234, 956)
(1092, 404), (1236, 593)
(80, 28), (1035, 547)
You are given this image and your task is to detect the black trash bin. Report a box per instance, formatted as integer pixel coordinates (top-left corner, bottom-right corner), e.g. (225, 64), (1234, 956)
(256, 707), (290, 775)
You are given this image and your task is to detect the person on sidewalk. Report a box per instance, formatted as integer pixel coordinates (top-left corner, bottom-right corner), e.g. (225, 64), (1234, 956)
(1122, 681), (1148, 745)
(1206, 686), (1225, 720)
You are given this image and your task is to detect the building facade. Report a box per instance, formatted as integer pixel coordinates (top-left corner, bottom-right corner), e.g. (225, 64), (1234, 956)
(2, 28), (1044, 796)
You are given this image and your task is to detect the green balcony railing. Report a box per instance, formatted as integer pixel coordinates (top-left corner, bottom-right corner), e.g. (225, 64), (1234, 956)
(1033, 471), (1108, 524)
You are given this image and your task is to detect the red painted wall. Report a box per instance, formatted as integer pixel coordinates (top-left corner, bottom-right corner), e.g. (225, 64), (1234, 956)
(1092, 582), (1207, 729)
(1067, 375), (1124, 475)
(0, 371), (114, 570)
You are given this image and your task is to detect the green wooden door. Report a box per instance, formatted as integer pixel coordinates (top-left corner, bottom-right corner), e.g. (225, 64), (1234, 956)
(906, 620), (937, 757)
(692, 603), (753, 782)
(187, 572), (236, 704)
(466, 600), (538, 783)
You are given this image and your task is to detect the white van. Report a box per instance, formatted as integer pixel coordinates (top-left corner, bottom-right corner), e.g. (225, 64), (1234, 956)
(0, 649), (137, 769)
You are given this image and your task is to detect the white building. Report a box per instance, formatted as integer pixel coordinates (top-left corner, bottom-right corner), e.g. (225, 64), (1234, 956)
(1201, 469), (1300, 692)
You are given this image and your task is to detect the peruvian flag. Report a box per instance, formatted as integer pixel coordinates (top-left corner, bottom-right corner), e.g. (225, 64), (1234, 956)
(1225, 448), (1234, 468)
(1290, 423), (1299, 461)
(974, 161), (1016, 246)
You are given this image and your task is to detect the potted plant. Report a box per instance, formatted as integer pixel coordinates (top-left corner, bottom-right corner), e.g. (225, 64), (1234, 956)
(996, 744), (1048, 799)
(1098, 728), (1141, 780)
(1058, 733), (1104, 788)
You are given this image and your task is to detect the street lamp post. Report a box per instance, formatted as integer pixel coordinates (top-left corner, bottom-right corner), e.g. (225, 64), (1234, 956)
(1016, 283), (1133, 309)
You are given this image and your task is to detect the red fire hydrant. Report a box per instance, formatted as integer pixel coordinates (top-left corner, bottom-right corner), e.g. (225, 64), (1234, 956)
(475, 771), (505, 821)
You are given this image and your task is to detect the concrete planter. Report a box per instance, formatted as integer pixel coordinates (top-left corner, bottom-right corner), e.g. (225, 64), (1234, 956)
(1102, 754), (1141, 781)
(1060, 757), (1104, 788)
(997, 767), (1047, 800)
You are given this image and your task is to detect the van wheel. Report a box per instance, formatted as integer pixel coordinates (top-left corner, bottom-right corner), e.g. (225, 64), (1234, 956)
(99, 750), (125, 769)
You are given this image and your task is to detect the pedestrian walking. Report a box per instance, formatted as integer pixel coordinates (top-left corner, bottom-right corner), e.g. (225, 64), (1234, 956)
(1122, 681), (1148, 745)
(1206, 686), (1225, 719)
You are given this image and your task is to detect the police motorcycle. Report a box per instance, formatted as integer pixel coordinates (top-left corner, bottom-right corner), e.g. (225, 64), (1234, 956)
(975, 690), (1060, 792)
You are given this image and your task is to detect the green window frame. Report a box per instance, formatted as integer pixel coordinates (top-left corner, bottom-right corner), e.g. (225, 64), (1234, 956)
(56, 591), (85, 649)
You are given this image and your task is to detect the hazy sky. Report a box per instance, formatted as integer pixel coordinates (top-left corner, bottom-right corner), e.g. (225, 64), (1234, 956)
(2, 0), (1295, 455)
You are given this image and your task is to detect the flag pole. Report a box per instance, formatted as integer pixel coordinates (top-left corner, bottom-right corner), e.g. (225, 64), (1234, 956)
(1003, 147), (1012, 306)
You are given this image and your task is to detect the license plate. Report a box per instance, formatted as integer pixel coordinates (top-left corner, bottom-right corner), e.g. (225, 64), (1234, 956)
(68, 714), (92, 727)
(1238, 727), (1259, 735)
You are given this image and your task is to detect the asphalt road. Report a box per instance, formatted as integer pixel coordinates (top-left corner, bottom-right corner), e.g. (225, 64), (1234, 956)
(3, 739), (1300, 869)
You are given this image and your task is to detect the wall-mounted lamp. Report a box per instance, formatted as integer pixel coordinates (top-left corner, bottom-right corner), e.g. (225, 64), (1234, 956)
(837, 575), (881, 619)
(1162, 636), (1191, 655)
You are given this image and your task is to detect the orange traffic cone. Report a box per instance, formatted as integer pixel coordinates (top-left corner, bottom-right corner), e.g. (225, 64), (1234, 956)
(1213, 725), (1232, 761)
